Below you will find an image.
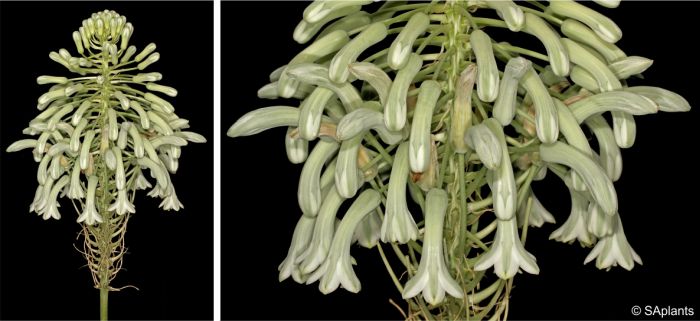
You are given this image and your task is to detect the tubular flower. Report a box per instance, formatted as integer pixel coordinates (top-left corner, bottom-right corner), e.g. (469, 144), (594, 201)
(5, 10), (207, 317)
(227, 1), (690, 319)
(402, 189), (463, 305)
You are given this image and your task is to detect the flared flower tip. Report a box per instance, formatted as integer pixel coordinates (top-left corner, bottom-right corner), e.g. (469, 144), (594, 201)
(474, 219), (540, 279)
(109, 190), (135, 215)
(584, 216), (642, 271)
(401, 189), (463, 305)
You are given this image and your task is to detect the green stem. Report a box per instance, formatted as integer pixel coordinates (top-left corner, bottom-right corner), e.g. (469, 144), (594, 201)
(377, 243), (404, 294)
(100, 287), (109, 321)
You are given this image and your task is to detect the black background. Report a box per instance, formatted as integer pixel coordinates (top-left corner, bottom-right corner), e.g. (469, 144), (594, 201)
(222, 1), (699, 320)
(0, 2), (213, 320)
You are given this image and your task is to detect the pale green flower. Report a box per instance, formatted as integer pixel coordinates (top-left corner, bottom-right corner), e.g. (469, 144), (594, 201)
(549, 189), (596, 246)
(353, 209), (381, 249)
(329, 22), (387, 83)
(159, 176), (183, 211)
(516, 190), (555, 228)
(298, 140), (339, 216)
(409, 80), (442, 173)
(133, 169), (152, 190)
(381, 143), (418, 243)
(550, 0), (622, 43)
(317, 190), (380, 294)
(385, 53), (422, 131)
(279, 215), (316, 284)
(77, 176), (103, 225)
(402, 189), (463, 305)
(584, 215), (642, 271)
(474, 218), (540, 279)
(388, 12), (429, 70)
(299, 188), (345, 275)
(42, 176), (69, 220)
(109, 190), (135, 215)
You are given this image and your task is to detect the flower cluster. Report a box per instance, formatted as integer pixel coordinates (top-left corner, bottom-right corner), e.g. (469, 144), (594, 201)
(228, 0), (688, 314)
(7, 10), (206, 225)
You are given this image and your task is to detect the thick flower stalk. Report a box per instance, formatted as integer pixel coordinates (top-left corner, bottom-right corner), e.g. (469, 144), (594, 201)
(228, 1), (690, 319)
(6, 10), (206, 320)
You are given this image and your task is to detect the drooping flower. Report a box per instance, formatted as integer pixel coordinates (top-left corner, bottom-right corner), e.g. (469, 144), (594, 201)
(279, 215), (316, 284)
(42, 175), (69, 220)
(353, 209), (381, 249)
(474, 218), (540, 279)
(299, 188), (345, 275)
(66, 160), (85, 199)
(550, 189), (596, 246)
(516, 190), (555, 228)
(159, 177), (183, 211)
(381, 143), (418, 243)
(402, 189), (463, 305)
(317, 189), (380, 294)
(77, 175), (103, 225)
(133, 169), (152, 190)
(584, 215), (642, 271)
(586, 202), (617, 238)
(109, 189), (135, 215)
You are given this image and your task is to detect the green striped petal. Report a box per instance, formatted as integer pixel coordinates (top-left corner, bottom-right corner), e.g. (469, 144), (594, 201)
(484, 0), (524, 31)
(319, 189), (380, 294)
(609, 56), (653, 79)
(279, 30), (350, 98)
(585, 115), (622, 181)
(554, 99), (591, 191)
(522, 68), (559, 143)
(349, 62), (392, 105)
(562, 38), (621, 92)
(624, 86), (691, 112)
(300, 187), (345, 274)
(278, 215), (316, 284)
(318, 11), (371, 39)
(382, 143), (418, 243)
(484, 119), (516, 220)
(294, 5), (361, 44)
(409, 80), (441, 173)
(471, 29), (500, 102)
(385, 53), (423, 131)
(560, 19), (625, 63)
(587, 202), (617, 238)
(299, 87), (335, 140)
(569, 66), (599, 92)
(299, 140), (340, 216)
(474, 218), (539, 279)
(7, 139), (38, 153)
(402, 189), (463, 304)
(285, 127), (308, 164)
(227, 106), (300, 137)
(611, 111), (636, 148)
(465, 120), (502, 171)
(285, 63), (363, 111)
(329, 22), (387, 84)
(336, 108), (403, 144)
(335, 135), (364, 199)
(303, 0), (371, 24)
(354, 210), (381, 249)
(493, 57), (530, 126)
(388, 12), (429, 70)
(569, 91), (657, 122)
(522, 13), (569, 76)
(549, 188), (595, 246)
(550, 0), (622, 43)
